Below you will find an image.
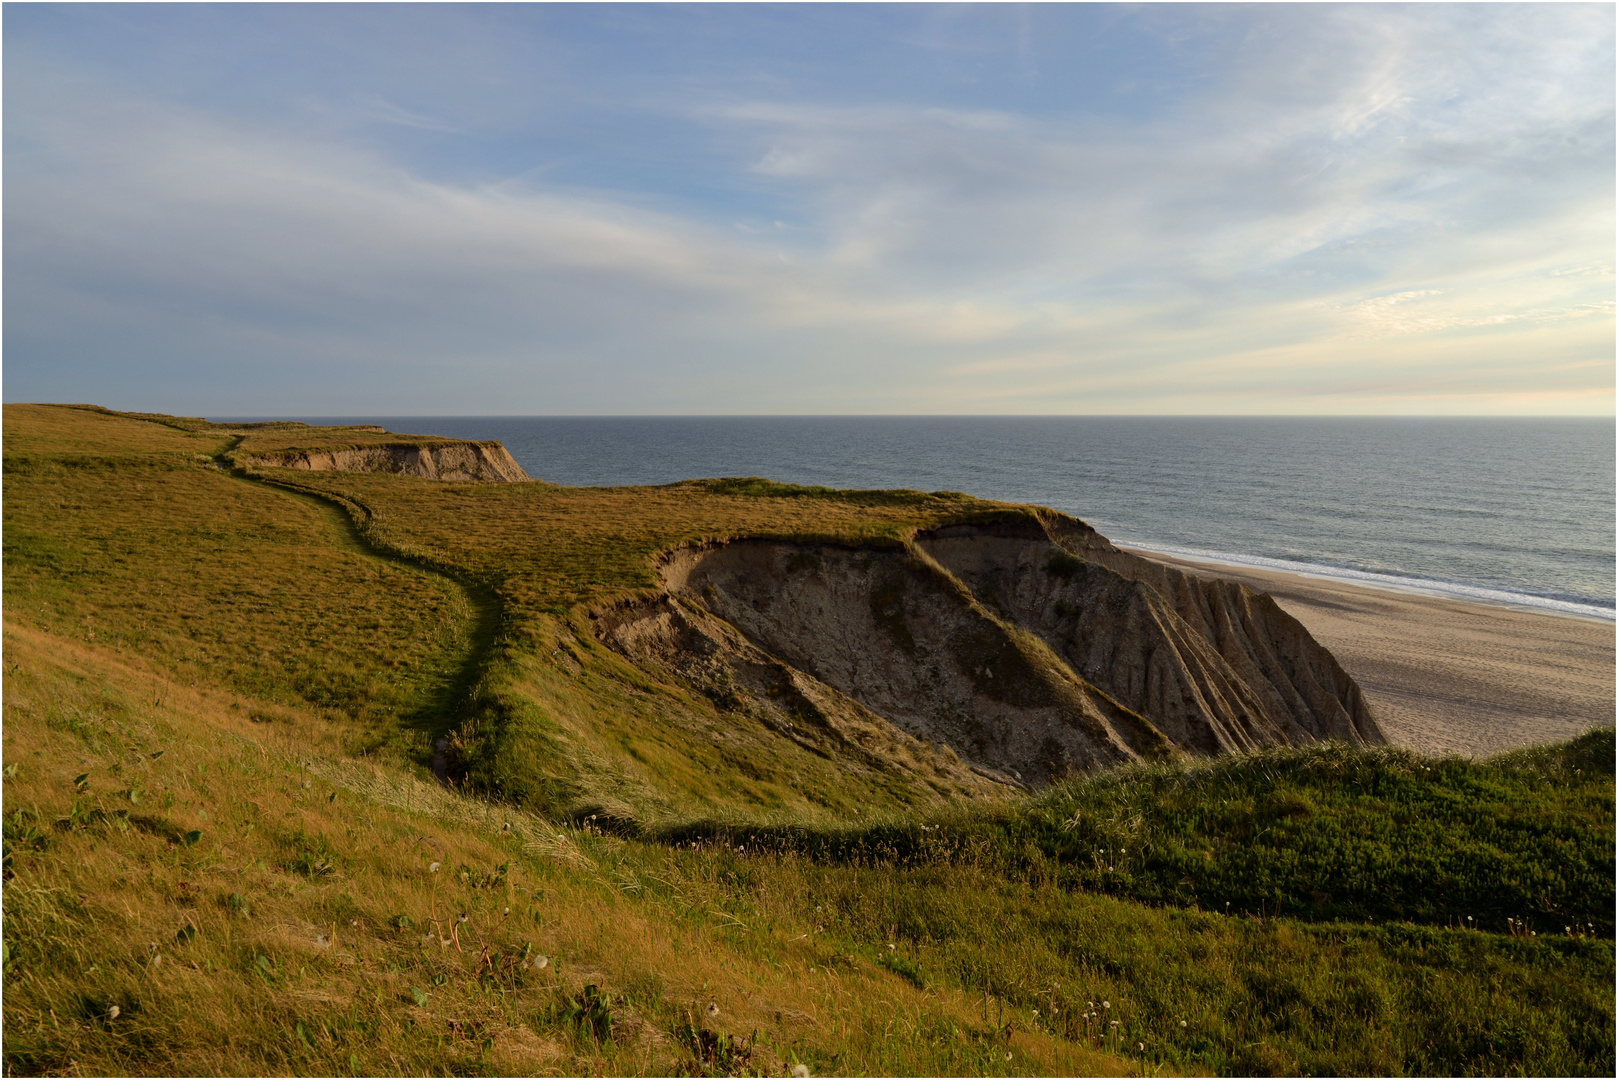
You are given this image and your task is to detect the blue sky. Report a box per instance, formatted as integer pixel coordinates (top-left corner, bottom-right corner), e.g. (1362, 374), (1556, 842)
(5, 3), (1613, 415)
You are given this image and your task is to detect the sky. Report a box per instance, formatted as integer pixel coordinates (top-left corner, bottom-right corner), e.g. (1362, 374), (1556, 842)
(4, 3), (1614, 416)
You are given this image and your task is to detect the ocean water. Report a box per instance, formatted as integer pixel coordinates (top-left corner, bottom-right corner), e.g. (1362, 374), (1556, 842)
(243, 416), (1616, 621)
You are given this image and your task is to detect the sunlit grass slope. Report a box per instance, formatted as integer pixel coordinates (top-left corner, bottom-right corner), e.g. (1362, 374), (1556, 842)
(5, 627), (1612, 1077)
(2, 404), (1613, 1077)
(4, 406), (478, 758)
(234, 464), (1036, 820)
(6, 405), (1018, 823)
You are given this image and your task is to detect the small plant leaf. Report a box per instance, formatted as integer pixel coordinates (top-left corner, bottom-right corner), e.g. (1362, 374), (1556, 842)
(149, 750), (164, 759)
(256, 954), (275, 973)
(175, 923), (197, 943)
(410, 986), (429, 1007)
(182, 830), (202, 847)
(73, 773), (90, 789)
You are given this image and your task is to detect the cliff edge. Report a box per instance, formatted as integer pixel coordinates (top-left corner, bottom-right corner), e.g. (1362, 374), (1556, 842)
(598, 510), (1384, 787)
(237, 441), (531, 482)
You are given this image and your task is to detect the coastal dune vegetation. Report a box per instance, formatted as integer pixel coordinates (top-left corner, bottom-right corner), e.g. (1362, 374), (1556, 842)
(3, 404), (1612, 1076)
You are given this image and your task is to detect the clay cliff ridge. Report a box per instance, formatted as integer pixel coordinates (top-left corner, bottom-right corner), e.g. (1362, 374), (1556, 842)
(238, 441), (530, 482)
(598, 510), (1383, 787)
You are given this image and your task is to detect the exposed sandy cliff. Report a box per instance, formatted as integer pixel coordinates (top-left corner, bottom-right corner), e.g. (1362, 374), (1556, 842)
(238, 441), (530, 482)
(598, 512), (1383, 787)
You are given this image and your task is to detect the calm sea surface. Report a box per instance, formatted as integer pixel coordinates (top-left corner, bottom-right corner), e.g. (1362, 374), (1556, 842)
(238, 417), (1616, 621)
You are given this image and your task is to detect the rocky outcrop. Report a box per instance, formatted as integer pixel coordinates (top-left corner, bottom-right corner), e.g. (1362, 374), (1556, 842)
(239, 442), (530, 482)
(596, 511), (1384, 788)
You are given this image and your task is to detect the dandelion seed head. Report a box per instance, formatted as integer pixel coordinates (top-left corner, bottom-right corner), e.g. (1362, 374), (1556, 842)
(707, 1002), (721, 1018)
(428, 861), (441, 873)
(1103, 1000), (1110, 1009)
(107, 1005), (120, 1020)
(791, 1066), (811, 1078)
(1180, 1020), (1187, 1028)
(536, 955), (550, 969)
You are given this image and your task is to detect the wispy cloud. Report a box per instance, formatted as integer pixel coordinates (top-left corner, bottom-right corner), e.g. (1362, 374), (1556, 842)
(3, 4), (1612, 414)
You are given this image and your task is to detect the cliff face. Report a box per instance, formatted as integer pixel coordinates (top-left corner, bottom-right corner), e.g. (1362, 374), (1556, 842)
(239, 442), (530, 482)
(915, 517), (1382, 754)
(597, 513), (1383, 787)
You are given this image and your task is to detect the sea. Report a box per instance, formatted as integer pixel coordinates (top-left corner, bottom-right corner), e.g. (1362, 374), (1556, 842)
(239, 416), (1616, 622)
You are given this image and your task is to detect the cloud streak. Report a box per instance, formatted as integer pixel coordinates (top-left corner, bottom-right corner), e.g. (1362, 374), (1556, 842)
(3, 4), (1612, 414)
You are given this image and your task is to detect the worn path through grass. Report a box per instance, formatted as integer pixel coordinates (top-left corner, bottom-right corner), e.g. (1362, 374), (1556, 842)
(236, 467), (507, 775)
(3, 407), (489, 768)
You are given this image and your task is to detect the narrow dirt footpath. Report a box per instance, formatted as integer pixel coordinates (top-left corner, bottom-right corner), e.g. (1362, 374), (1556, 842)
(215, 436), (503, 785)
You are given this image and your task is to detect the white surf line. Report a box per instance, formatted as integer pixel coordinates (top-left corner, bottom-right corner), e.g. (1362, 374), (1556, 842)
(1117, 542), (1617, 624)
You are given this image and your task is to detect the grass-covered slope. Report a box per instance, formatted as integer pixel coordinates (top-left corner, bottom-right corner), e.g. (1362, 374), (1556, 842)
(3, 404), (1613, 1077)
(4, 406), (480, 754)
(3, 626), (1612, 1077)
(662, 732), (1615, 936)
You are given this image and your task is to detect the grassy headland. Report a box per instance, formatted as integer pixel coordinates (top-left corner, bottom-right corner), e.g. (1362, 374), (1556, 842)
(2, 404), (1612, 1076)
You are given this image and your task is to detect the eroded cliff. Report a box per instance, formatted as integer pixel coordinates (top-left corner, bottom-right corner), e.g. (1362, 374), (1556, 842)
(597, 512), (1383, 787)
(238, 441), (531, 482)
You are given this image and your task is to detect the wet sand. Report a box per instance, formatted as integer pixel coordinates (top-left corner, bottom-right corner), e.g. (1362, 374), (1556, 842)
(1124, 548), (1616, 758)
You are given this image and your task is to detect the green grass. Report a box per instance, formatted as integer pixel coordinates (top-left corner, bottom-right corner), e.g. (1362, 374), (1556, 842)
(2, 403), (1613, 1076)
(653, 731), (1616, 937)
(3, 424), (479, 759)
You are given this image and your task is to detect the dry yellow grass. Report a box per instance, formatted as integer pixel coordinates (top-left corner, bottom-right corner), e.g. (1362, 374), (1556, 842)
(2, 623), (1144, 1077)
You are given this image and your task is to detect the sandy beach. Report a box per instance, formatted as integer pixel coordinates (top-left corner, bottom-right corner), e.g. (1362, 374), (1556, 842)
(1125, 548), (1616, 759)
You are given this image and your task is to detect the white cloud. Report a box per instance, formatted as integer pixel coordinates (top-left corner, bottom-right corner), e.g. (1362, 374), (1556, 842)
(4, 4), (1613, 414)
